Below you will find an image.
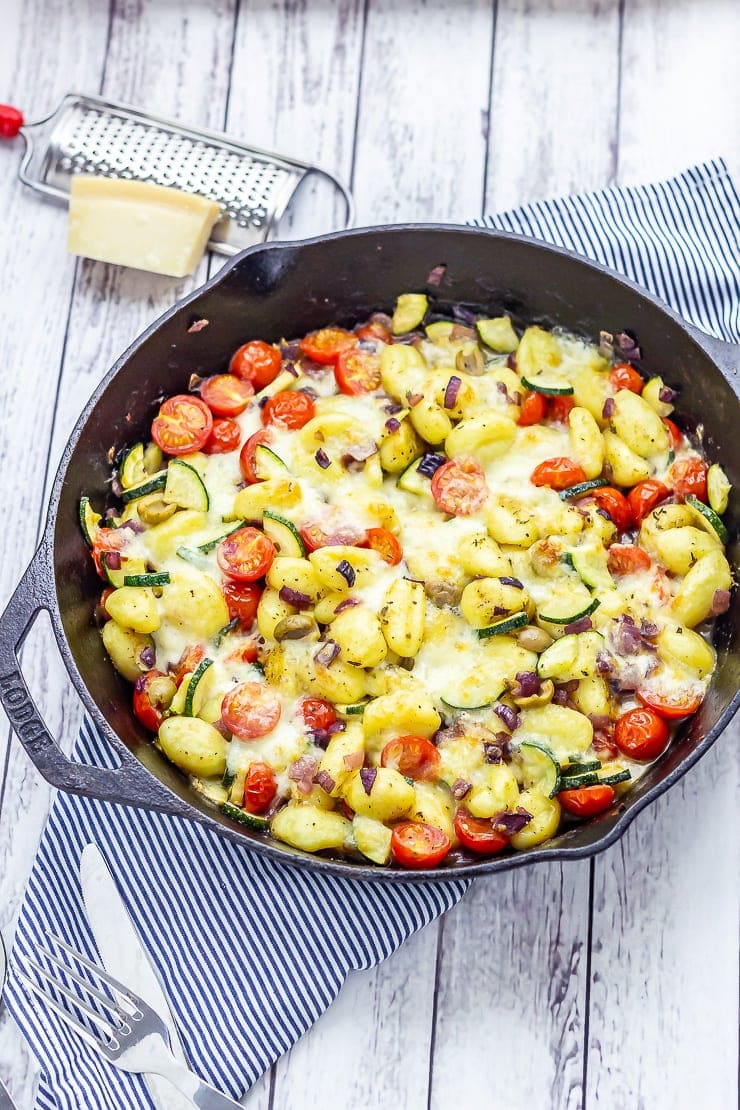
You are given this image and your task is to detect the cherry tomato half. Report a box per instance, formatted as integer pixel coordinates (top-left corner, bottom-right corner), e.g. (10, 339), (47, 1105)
(636, 687), (703, 720)
(518, 390), (547, 426)
(431, 456), (488, 516)
(591, 487), (633, 533)
(559, 784), (615, 818)
(133, 670), (176, 733)
(547, 395), (575, 423)
(239, 429), (271, 484)
(261, 390), (316, 430)
(380, 735), (440, 781)
(223, 580), (262, 626)
(151, 394), (213, 456)
(243, 762), (278, 814)
(607, 543), (652, 576)
(217, 527), (275, 582)
(663, 418), (683, 451)
(299, 697), (338, 733)
(203, 418), (242, 455)
(170, 643), (206, 686)
(222, 681), (281, 739)
(391, 822), (451, 869)
(356, 320), (392, 344)
(91, 527), (127, 579)
(334, 347), (382, 394)
(667, 457), (708, 502)
(627, 480), (670, 523)
(299, 515), (367, 552)
(300, 327), (358, 365)
(224, 640), (260, 667)
(366, 527), (403, 565)
(609, 362), (644, 394)
(230, 340), (282, 389)
(454, 808), (509, 855)
(614, 707), (670, 762)
(530, 457), (587, 490)
(199, 374), (254, 417)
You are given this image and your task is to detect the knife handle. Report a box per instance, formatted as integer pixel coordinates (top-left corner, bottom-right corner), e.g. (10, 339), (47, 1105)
(151, 1051), (243, 1109)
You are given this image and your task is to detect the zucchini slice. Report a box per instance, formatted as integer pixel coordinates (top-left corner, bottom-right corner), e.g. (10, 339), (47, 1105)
(598, 766), (632, 786)
(183, 657), (214, 717)
(520, 372), (574, 396)
(123, 571), (171, 588)
(79, 497), (102, 546)
(707, 463), (730, 515)
(197, 520), (245, 553)
(396, 456), (436, 497)
(570, 546), (613, 591)
(121, 471), (168, 503)
(392, 293), (428, 335)
(537, 629), (604, 681)
(537, 594), (600, 626)
(561, 760), (601, 776)
(685, 494), (728, 544)
(176, 546), (209, 567)
(119, 443), (147, 490)
(336, 700), (370, 716)
(559, 477), (609, 500)
(518, 741), (561, 798)
(477, 611), (529, 639)
(558, 771), (600, 790)
(100, 553), (147, 588)
(254, 445), (290, 481)
(164, 459), (210, 512)
(221, 800), (269, 831)
(475, 316), (519, 353)
(263, 510), (306, 557)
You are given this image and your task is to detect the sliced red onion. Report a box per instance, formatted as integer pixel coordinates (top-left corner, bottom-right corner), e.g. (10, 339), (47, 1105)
(139, 645), (156, 669)
(385, 417), (401, 433)
(496, 380), (508, 397)
(443, 376), (462, 409)
(417, 453), (446, 478)
(564, 615), (593, 635)
(512, 671), (540, 698)
(659, 385), (677, 403)
(499, 576), (524, 589)
(134, 674), (147, 692)
(615, 615), (642, 656)
(359, 767), (377, 795)
(334, 597), (360, 614)
(506, 353), (517, 370)
(493, 703), (519, 731)
(383, 400), (404, 415)
(483, 741), (505, 764)
(588, 714), (613, 734)
(615, 330), (642, 361)
(300, 357), (329, 378)
(597, 651), (615, 676)
(493, 606), (510, 617)
(288, 755), (318, 795)
(602, 397), (616, 419)
(336, 560), (356, 587)
(104, 551), (121, 570)
(314, 769), (336, 794)
(427, 264), (447, 287)
(449, 324), (476, 341)
(640, 619), (659, 641)
(314, 640), (340, 667)
(406, 391), (423, 407)
(309, 720), (345, 749)
(279, 586), (313, 610)
(119, 519), (145, 534)
(315, 448), (331, 469)
(281, 340), (302, 360)
(493, 809), (532, 835)
(111, 477), (123, 498)
(187, 318), (209, 333)
(343, 750), (364, 771)
(451, 778), (471, 800)
(712, 588), (731, 615)
(593, 734), (619, 760)
(452, 304), (477, 326)
(104, 508), (118, 521)
(511, 391), (522, 405)
(342, 440), (377, 463)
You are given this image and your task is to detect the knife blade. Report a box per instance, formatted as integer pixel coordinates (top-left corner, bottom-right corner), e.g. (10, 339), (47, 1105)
(80, 844), (197, 1110)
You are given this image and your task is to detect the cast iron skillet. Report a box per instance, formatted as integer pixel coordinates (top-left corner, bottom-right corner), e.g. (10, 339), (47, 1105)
(0, 225), (737, 881)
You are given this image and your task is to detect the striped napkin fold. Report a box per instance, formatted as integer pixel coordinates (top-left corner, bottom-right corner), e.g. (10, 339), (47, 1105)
(5, 158), (740, 1110)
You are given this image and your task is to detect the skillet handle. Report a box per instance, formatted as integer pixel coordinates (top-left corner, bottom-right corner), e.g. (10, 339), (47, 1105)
(689, 327), (740, 398)
(0, 544), (188, 814)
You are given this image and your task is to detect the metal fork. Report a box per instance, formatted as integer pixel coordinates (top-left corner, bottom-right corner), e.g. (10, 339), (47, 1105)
(15, 934), (242, 1109)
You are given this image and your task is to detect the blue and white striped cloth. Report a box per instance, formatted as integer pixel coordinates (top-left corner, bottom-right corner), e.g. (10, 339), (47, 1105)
(6, 158), (740, 1109)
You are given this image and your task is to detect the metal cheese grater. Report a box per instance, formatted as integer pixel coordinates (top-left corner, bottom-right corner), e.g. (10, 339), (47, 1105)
(0, 92), (354, 254)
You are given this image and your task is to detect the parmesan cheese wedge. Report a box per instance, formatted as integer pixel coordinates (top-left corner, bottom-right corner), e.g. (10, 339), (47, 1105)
(67, 177), (220, 277)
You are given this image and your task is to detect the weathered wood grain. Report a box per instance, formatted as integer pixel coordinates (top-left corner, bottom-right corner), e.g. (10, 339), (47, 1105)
(485, 0), (621, 213)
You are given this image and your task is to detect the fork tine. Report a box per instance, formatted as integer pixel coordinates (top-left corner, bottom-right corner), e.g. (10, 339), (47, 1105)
(15, 970), (110, 1055)
(46, 933), (140, 1013)
(39, 946), (134, 1020)
(22, 955), (121, 1041)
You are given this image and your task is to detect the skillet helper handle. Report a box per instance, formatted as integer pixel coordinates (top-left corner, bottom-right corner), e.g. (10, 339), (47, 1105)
(693, 328), (740, 398)
(0, 105), (24, 138)
(0, 545), (177, 810)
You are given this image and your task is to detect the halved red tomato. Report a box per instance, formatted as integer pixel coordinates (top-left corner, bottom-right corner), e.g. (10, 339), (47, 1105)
(299, 697), (338, 732)
(230, 340), (282, 389)
(300, 327), (358, 365)
(239, 429), (271, 484)
(334, 347), (382, 394)
(299, 514), (367, 552)
(380, 735), (440, 781)
(627, 479), (669, 523)
(151, 394), (213, 456)
(170, 643), (206, 686)
(133, 670), (176, 733)
(636, 687), (703, 720)
(530, 457), (587, 490)
(609, 362), (644, 393)
(559, 784), (615, 818)
(431, 457), (488, 515)
(217, 527), (275, 581)
(547, 395), (575, 422)
(391, 822), (451, 869)
(607, 543), (652, 576)
(261, 390), (315, 429)
(454, 808), (509, 855)
(199, 374), (254, 417)
(667, 457), (708, 502)
(222, 681), (281, 739)
(591, 487), (633, 532)
(244, 762), (278, 814)
(356, 320), (392, 343)
(91, 527), (127, 579)
(203, 418), (241, 454)
(663, 418), (683, 451)
(366, 527), (403, 565)
(518, 391), (547, 426)
(614, 707), (669, 761)
(224, 640), (259, 667)
(223, 580), (262, 626)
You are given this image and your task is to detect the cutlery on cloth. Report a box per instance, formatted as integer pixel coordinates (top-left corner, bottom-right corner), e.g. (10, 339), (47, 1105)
(80, 843), (197, 1110)
(15, 934), (243, 1109)
(0, 936), (20, 1110)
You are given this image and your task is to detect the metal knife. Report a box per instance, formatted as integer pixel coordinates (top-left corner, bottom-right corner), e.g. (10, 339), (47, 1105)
(80, 843), (207, 1110)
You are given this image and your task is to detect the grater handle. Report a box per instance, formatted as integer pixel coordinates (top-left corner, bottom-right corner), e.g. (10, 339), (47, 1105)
(0, 104), (24, 138)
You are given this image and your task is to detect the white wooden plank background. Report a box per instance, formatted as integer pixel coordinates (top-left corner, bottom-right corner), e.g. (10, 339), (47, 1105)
(0, 2), (738, 1108)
